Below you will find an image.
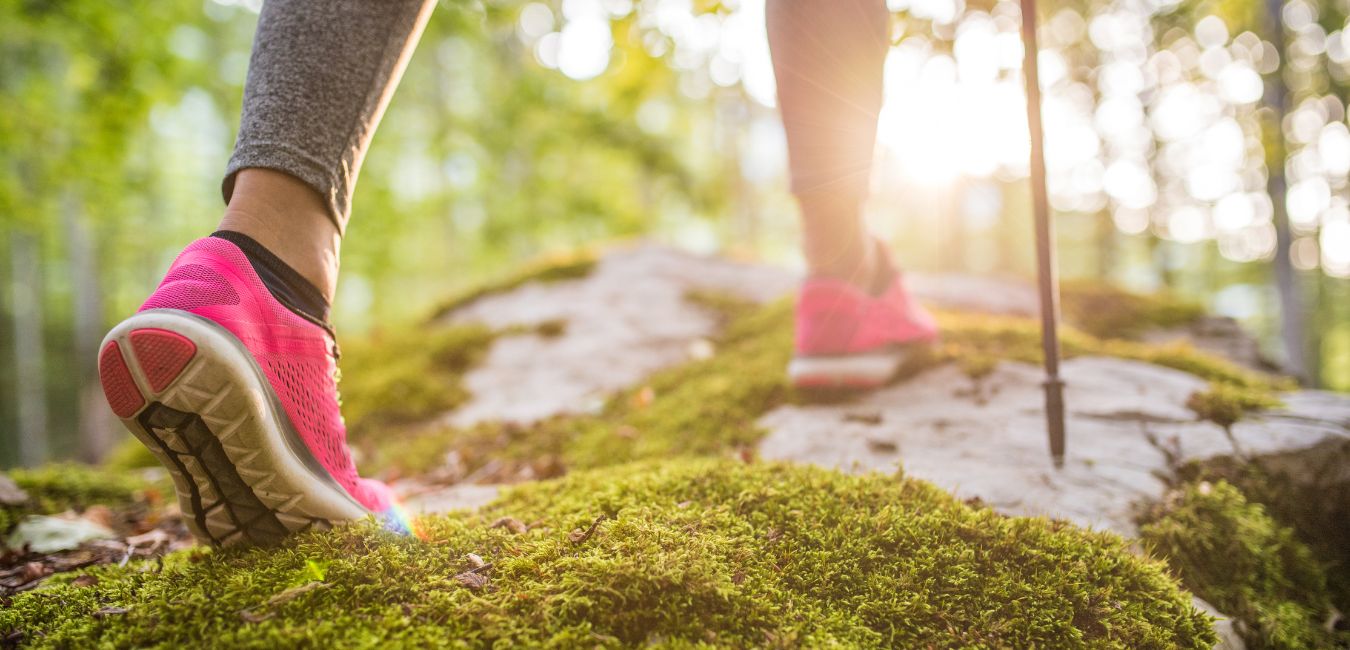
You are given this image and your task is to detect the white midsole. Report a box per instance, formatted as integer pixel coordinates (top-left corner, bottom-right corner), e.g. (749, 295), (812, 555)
(787, 350), (907, 384)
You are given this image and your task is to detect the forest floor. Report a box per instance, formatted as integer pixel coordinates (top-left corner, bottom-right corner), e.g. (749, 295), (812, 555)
(2, 243), (1348, 648)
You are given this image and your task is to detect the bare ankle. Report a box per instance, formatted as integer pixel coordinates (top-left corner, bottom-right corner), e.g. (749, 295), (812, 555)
(796, 193), (882, 292)
(219, 169), (340, 302)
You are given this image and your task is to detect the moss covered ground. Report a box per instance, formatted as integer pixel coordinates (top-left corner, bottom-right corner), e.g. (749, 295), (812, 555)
(3, 264), (1319, 647)
(3, 460), (1216, 648)
(0, 464), (158, 536)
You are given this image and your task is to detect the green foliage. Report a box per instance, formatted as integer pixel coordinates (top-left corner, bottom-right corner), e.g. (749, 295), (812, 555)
(1060, 281), (1206, 340)
(1, 460), (1215, 648)
(1185, 384), (1283, 429)
(1139, 481), (1345, 649)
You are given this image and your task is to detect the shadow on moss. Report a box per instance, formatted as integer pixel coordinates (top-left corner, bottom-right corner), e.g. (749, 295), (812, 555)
(1140, 480), (1347, 649)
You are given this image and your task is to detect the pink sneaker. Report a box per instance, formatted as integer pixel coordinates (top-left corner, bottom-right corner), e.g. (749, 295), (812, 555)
(789, 265), (939, 390)
(98, 237), (394, 547)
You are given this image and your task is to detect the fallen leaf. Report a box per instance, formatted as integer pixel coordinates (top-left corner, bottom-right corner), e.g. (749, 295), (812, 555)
(267, 581), (329, 607)
(5, 515), (115, 554)
(239, 610), (272, 624)
(633, 386), (655, 408)
(80, 505), (114, 529)
(567, 514), (608, 545)
(93, 606), (128, 619)
(465, 553), (486, 569)
(490, 517), (527, 534)
(0, 474), (28, 506)
(21, 562), (47, 583)
(71, 574), (99, 588)
(124, 529), (172, 549)
(454, 571), (489, 590)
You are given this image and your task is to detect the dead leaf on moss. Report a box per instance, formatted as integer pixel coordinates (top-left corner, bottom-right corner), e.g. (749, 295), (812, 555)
(71, 574), (98, 588)
(92, 606), (128, 619)
(268, 581), (329, 607)
(633, 386), (655, 408)
(239, 581), (331, 623)
(80, 506), (114, 530)
(490, 517), (527, 534)
(568, 514), (609, 544)
(454, 571), (490, 590)
(239, 610), (272, 624)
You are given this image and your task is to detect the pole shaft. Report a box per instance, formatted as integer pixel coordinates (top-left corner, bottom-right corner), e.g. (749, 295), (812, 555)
(1018, 0), (1067, 467)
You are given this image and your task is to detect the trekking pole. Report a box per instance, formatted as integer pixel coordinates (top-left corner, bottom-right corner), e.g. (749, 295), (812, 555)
(1018, 0), (1067, 468)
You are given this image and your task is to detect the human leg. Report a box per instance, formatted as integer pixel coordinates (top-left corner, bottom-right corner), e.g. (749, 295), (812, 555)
(765, 0), (890, 291)
(99, 0), (434, 546)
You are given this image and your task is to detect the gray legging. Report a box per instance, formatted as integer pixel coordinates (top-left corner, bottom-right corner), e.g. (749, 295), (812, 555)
(223, 0), (888, 235)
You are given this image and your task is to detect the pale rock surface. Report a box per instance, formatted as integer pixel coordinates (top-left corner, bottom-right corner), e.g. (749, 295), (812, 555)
(756, 355), (1350, 536)
(441, 244), (795, 427)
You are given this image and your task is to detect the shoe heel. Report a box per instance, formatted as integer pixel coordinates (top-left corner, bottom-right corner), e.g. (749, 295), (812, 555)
(99, 328), (198, 415)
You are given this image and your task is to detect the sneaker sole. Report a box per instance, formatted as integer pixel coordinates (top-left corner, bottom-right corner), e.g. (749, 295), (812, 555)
(98, 309), (370, 547)
(788, 348), (916, 390)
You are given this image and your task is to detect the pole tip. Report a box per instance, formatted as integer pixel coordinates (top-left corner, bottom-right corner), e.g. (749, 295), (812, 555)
(1052, 454), (1065, 470)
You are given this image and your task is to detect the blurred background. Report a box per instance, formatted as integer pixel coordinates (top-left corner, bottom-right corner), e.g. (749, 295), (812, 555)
(1, 0), (1347, 467)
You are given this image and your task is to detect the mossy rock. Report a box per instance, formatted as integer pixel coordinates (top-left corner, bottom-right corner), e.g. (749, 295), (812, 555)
(339, 324), (497, 441)
(1060, 281), (1205, 340)
(1139, 480), (1346, 649)
(0, 464), (155, 536)
(1185, 384), (1283, 429)
(369, 293), (1290, 479)
(428, 250), (598, 321)
(2, 460), (1215, 648)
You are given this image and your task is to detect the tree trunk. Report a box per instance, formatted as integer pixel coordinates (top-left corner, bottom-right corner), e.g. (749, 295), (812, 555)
(10, 230), (48, 466)
(63, 194), (114, 462)
(1264, 0), (1309, 382)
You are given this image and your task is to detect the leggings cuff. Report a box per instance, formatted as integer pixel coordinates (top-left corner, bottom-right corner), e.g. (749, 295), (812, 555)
(222, 142), (350, 235)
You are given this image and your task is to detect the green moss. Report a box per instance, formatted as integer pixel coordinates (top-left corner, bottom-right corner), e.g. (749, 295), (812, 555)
(428, 251), (598, 321)
(1185, 384), (1283, 429)
(2, 460), (1214, 648)
(1139, 481), (1345, 649)
(103, 437), (160, 472)
(1, 463), (155, 535)
(1060, 281), (1205, 340)
(932, 310), (1291, 394)
(339, 324), (497, 442)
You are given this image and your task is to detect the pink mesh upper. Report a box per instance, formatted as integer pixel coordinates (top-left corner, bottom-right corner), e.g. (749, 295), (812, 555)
(795, 272), (940, 357)
(140, 237), (392, 512)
